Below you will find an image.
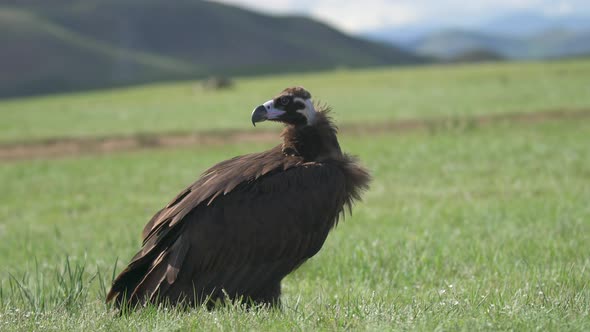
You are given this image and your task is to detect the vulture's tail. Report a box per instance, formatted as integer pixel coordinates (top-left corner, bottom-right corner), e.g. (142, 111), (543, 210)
(106, 228), (190, 309)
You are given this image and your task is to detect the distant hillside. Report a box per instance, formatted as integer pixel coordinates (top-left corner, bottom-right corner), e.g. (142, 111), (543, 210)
(447, 49), (505, 63)
(406, 28), (590, 60)
(0, 7), (196, 98)
(406, 29), (518, 59)
(362, 11), (590, 61)
(480, 11), (590, 37)
(0, 0), (425, 98)
(526, 28), (590, 59)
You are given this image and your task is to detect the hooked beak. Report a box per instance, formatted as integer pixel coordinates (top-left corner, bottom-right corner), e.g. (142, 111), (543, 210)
(251, 106), (267, 127)
(251, 100), (285, 126)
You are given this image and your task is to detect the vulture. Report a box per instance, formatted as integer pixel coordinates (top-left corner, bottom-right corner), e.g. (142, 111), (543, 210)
(106, 86), (370, 309)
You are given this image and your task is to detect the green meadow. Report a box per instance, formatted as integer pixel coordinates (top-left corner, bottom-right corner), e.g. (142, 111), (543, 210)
(1, 60), (589, 331)
(1, 59), (590, 143)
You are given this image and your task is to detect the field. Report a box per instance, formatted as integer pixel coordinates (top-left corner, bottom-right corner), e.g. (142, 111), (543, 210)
(1, 59), (590, 143)
(1, 60), (589, 331)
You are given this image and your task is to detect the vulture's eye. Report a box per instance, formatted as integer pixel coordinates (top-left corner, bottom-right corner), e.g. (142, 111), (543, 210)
(279, 96), (290, 106)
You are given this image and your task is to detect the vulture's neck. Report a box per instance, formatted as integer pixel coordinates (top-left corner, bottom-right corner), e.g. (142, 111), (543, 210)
(280, 111), (342, 162)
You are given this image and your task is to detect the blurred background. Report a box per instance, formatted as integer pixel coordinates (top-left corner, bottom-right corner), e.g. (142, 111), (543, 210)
(1, 0), (589, 98)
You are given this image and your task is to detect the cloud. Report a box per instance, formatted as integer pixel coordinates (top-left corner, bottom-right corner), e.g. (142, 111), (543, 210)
(544, 1), (574, 16)
(212, 0), (305, 14)
(211, 0), (590, 32)
(212, 0), (422, 32)
(308, 1), (421, 32)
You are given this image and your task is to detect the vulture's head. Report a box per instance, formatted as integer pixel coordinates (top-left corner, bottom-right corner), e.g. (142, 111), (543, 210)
(251, 86), (317, 127)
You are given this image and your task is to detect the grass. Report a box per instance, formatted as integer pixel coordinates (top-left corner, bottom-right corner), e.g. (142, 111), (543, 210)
(1, 59), (590, 143)
(1, 116), (589, 330)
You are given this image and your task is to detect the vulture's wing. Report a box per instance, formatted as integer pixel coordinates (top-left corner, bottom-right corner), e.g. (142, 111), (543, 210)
(107, 153), (349, 306)
(141, 146), (300, 242)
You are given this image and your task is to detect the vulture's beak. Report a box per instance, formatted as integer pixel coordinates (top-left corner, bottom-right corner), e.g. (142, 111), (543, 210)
(251, 100), (285, 126)
(251, 106), (267, 127)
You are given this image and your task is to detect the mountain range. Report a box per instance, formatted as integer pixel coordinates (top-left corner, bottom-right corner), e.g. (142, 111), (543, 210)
(0, 0), (425, 98)
(364, 12), (590, 60)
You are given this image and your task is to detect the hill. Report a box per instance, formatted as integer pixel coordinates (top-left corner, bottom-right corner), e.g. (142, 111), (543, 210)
(480, 11), (590, 37)
(406, 28), (590, 60)
(362, 11), (590, 60)
(405, 29), (519, 59)
(0, 7), (197, 98)
(447, 49), (505, 63)
(0, 0), (424, 98)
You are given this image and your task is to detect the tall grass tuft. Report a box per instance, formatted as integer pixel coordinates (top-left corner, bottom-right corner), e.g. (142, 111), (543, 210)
(0, 257), (113, 313)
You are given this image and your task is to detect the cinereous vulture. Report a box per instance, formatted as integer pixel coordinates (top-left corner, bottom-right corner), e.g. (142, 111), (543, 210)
(106, 86), (371, 309)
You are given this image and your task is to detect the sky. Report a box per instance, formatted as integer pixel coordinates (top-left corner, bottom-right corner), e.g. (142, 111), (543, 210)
(211, 0), (590, 33)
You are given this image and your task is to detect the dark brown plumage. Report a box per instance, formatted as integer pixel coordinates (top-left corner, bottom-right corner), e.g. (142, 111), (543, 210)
(106, 86), (370, 309)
